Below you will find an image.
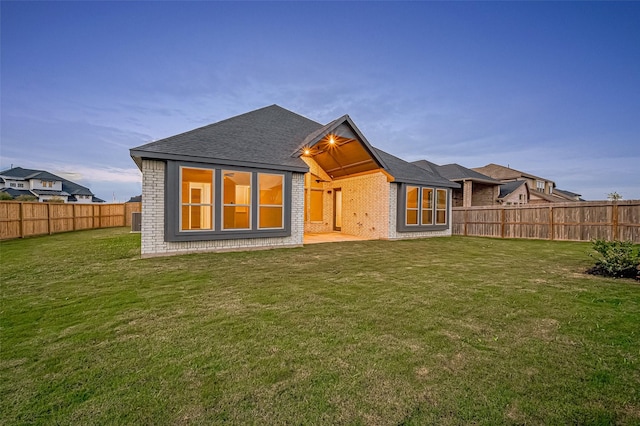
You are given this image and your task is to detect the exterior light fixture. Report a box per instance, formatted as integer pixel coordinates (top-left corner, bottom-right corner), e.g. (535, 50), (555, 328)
(304, 148), (311, 155)
(329, 135), (336, 145)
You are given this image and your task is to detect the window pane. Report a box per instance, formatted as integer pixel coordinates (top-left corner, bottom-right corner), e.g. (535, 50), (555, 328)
(223, 171), (251, 205)
(181, 205), (213, 230)
(422, 209), (433, 225)
(259, 174), (283, 205)
(406, 186), (418, 209)
(407, 209), (418, 225)
(422, 188), (433, 208)
(259, 207), (283, 228)
(310, 190), (323, 222)
(182, 168), (213, 203)
(436, 210), (446, 224)
(437, 189), (447, 209)
(223, 206), (250, 229)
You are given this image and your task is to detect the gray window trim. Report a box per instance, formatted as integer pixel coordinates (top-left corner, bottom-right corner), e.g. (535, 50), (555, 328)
(165, 161), (292, 242)
(396, 183), (450, 233)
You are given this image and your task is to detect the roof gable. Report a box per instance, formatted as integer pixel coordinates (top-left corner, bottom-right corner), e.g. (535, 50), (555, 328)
(498, 180), (528, 198)
(294, 115), (387, 179)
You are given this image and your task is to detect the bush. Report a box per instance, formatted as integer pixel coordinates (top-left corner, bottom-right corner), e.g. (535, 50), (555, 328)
(0, 192), (13, 200)
(15, 194), (38, 201)
(588, 239), (640, 280)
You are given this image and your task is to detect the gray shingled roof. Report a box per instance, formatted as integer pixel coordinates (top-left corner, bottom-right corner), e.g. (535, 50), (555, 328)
(31, 189), (71, 196)
(435, 163), (500, 184)
(130, 105), (322, 172)
(0, 167), (62, 182)
(1, 167), (95, 197)
(131, 105), (459, 188)
(375, 149), (459, 188)
(498, 180), (527, 198)
(0, 188), (34, 198)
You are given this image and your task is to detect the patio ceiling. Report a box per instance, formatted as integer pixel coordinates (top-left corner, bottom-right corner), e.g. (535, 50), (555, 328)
(303, 134), (381, 179)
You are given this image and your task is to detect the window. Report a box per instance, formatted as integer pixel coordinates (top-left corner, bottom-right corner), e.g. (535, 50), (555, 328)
(436, 189), (447, 224)
(18, 183), (24, 188)
(166, 162), (292, 242)
(304, 173), (324, 222)
(398, 184), (449, 232)
(223, 171), (251, 230)
(10, 183), (16, 187)
(536, 180), (545, 192)
(258, 173), (283, 229)
(421, 188), (433, 225)
(406, 186), (419, 225)
(181, 168), (213, 230)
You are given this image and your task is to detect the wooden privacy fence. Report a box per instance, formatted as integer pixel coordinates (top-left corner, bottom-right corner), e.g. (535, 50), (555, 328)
(0, 202), (142, 240)
(452, 200), (640, 243)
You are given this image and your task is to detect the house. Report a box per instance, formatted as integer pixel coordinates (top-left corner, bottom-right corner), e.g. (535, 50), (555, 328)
(413, 160), (501, 207)
(472, 163), (582, 204)
(0, 167), (105, 203)
(130, 105), (459, 257)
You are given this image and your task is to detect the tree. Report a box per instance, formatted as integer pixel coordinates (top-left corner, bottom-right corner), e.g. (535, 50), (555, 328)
(607, 192), (622, 201)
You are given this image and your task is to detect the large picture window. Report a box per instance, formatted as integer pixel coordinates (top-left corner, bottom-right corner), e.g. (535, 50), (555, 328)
(168, 162), (292, 242)
(398, 184), (448, 232)
(258, 173), (284, 229)
(181, 168), (214, 230)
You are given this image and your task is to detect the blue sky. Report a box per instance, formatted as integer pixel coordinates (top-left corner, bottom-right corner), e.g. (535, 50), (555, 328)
(2, 1), (639, 201)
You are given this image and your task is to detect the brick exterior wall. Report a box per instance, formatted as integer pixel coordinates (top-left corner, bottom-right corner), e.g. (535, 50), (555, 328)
(387, 183), (453, 239)
(140, 159), (304, 258)
(332, 172), (390, 239)
(471, 183), (499, 206)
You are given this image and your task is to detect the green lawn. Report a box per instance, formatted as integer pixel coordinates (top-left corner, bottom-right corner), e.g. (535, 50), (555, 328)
(1, 228), (639, 425)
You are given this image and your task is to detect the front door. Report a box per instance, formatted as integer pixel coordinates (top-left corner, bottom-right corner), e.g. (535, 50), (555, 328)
(334, 188), (342, 231)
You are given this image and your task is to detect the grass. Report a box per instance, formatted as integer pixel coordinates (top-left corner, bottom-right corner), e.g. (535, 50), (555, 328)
(1, 228), (639, 425)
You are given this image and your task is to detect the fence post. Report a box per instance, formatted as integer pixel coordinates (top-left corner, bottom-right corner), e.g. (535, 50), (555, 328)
(501, 208), (505, 238)
(19, 202), (24, 238)
(549, 205), (554, 240)
(464, 209), (468, 236)
(72, 204), (77, 231)
(47, 203), (52, 235)
(612, 201), (619, 241)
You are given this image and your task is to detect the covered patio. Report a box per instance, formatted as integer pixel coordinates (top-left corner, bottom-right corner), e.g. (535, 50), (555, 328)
(303, 232), (370, 245)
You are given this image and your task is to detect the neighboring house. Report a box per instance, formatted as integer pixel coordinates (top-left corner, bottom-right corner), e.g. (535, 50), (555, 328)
(413, 160), (501, 207)
(472, 163), (582, 204)
(0, 167), (105, 203)
(497, 180), (529, 205)
(130, 105), (459, 257)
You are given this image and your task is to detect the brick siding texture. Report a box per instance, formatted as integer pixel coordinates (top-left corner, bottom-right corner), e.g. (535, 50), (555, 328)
(140, 160), (304, 257)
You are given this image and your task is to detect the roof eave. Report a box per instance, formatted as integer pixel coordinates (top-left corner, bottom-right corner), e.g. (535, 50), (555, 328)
(130, 149), (309, 173)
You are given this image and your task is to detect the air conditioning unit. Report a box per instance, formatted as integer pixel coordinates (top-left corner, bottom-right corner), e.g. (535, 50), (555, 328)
(131, 212), (141, 232)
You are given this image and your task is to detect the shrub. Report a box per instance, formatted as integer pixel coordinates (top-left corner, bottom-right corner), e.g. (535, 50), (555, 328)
(0, 192), (13, 200)
(588, 239), (640, 280)
(15, 194), (38, 201)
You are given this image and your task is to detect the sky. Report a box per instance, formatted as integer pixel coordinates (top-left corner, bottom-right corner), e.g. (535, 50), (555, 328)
(1, 1), (639, 202)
